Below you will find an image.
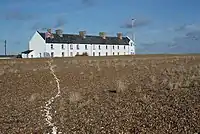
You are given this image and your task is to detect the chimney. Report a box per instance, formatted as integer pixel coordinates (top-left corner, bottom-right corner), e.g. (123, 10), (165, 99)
(117, 32), (123, 40)
(55, 29), (63, 37)
(99, 32), (106, 39)
(46, 29), (54, 39)
(79, 31), (86, 38)
(47, 29), (52, 33)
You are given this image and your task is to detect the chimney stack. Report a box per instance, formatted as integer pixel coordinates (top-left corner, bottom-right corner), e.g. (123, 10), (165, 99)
(117, 32), (123, 40)
(47, 29), (52, 33)
(46, 29), (54, 39)
(79, 31), (86, 38)
(99, 32), (106, 39)
(55, 29), (63, 37)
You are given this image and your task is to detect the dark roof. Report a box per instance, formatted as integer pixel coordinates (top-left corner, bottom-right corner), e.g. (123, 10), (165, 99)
(21, 50), (33, 54)
(38, 31), (130, 45)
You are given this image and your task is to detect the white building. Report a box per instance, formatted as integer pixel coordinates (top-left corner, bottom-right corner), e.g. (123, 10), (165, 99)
(23, 30), (135, 58)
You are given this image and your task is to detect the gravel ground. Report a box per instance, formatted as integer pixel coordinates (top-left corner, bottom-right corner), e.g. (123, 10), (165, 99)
(0, 55), (200, 134)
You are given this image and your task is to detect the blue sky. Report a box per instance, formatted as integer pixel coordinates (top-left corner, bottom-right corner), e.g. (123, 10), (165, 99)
(0, 0), (200, 54)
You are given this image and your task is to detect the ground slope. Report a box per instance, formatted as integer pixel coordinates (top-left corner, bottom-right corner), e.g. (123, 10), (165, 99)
(0, 55), (200, 134)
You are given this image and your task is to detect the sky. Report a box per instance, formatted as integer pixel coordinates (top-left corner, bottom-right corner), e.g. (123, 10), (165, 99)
(0, 0), (200, 54)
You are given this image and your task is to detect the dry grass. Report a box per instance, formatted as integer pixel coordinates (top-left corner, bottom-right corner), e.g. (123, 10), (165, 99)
(69, 91), (82, 103)
(0, 54), (200, 133)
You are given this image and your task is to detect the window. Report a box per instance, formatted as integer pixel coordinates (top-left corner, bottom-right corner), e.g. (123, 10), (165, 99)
(118, 46), (119, 49)
(106, 52), (108, 56)
(124, 45), (126, 49)
(51, 44), (53, 49)
(62, 52), (64, 57)
(93, 44), (95, 50)
(51, 52), (54, 57)
(113, 46), (115, 49)
(106, 45), (108, 49)
(39, 53), (41, 57)
(131, 42), (133, 46)
(61, 44), (64, 49)
(113, 52), (115, 55)
(118, 52), (119, 55)
(85, 45), (87, 50)
(99, 45), (101, 50)
(76, 52), (79, 56)
(31, 55), (33, 58)
(77, 44), (79, 50)
(99, 52), (101, 56)
(70, 52), (73, 56)
(93, 52), (95, 56)
(70, 44), (73, 50)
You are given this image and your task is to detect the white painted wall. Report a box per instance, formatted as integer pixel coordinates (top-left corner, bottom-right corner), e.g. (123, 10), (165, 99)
(129, 40), (135, 55)
(22, 53), (28, 58)
(45, 43), (131, 57)
(126, 36), (136, 55)
(28, 31), (46, 58)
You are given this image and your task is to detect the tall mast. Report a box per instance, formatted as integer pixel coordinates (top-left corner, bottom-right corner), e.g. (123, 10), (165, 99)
(131, 19), (135, 42)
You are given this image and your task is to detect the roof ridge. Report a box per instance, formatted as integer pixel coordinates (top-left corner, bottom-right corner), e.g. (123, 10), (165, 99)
(37, 31), (130, 45)
(38, 31), (128, 38)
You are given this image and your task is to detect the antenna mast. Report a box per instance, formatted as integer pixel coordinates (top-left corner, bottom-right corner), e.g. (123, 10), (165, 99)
(131, 19), (135, 42)
(131, 19), (136, 55)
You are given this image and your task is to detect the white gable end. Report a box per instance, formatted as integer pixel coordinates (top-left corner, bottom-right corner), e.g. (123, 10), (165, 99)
(28, 31), (45, 58)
